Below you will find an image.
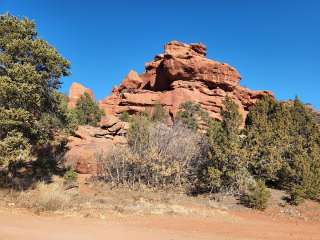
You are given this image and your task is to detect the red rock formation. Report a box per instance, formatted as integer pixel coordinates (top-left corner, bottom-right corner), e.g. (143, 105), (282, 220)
(65, 41), (273, 174)
(99, 41), (272, 122)
(68, 82), (95, 108)
(64, 115), (129, 174)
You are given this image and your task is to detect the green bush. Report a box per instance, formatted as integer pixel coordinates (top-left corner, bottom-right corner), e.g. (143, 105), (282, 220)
(151, 103), (166, 122)
(176, 101), (208, 131)
(73, 93), (104, 126)
(118, 111), (130, 122)
(127, 113), (152, 155)
(241, 180), (271, 210)
(287, 185), (306, 205)
(63, 169), (78, 183)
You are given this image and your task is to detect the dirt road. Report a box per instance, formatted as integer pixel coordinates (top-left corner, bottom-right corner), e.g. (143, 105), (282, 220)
(0, 208), (319, 240)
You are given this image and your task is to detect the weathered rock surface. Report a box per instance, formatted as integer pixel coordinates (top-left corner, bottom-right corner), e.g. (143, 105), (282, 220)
(64, 115), (128, 174)
(99, 41), (272, 122)
(68, 82), (95, 108)
(65, 41), (273, 174)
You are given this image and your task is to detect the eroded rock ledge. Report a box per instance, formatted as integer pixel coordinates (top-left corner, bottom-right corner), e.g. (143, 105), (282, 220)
(64, 115), (128, 174)
(99, 40), (272, 122)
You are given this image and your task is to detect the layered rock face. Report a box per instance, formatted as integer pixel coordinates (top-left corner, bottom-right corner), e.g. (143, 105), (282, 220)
(65, 41), (273, 174)
(64, 115), (128, 174)
(68, 82), (95, 108)
(100, 41), (272, 122)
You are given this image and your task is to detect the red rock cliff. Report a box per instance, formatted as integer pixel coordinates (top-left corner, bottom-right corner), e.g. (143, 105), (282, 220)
(64, 41), (271, 123)
(99, 41), (272, 123)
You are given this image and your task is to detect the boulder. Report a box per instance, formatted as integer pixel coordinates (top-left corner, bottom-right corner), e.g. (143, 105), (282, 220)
(108, 121), (124, 133)
(74, 125), (109, 139)
(99, 115), (120, 128)
(64, 139), (113, 174)
(64, 121), (129, 174)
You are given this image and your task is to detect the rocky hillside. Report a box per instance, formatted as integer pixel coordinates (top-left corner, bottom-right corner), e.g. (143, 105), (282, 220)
(65, 41), (273, 173)
(96, 41), (272, 123)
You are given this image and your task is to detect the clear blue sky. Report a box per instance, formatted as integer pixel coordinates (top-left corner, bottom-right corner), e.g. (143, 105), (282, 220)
(1, 0), (319, 108)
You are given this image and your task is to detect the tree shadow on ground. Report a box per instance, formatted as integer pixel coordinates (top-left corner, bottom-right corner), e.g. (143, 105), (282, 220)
(0, 140), (68, 191)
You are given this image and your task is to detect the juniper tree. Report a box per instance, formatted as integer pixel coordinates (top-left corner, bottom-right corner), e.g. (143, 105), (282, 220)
(176, 101), (209, 131)
(244, 96), (287, 182)
(0, 14), (70, 165)
(73, 93), (104, 126)
(206, 97), (251, 194)
(245, 96), (320, 202)
(280, 98), (320, 200)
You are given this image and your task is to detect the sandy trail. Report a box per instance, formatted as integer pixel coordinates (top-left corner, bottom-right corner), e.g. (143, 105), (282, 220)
(0, 208), (319, 240)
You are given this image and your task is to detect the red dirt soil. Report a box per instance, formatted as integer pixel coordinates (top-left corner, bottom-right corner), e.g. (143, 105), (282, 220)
(0, 207), (319, 240)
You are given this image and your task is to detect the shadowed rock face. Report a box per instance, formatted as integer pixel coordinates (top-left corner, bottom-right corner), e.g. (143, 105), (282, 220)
(99, 41), (272, 123)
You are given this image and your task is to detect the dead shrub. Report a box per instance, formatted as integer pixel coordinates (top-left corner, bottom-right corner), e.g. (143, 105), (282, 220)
(97, 122), (201, 190)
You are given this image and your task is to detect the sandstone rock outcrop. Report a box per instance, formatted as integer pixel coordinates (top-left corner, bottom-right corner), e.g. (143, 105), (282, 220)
(64, 115), (128, 174)
(66, 41), (273, 174)
(99, 41), (272, 123)
(68, 82), (95, 108)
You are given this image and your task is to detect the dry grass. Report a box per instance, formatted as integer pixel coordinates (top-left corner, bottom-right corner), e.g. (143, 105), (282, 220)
(18, 176), (78, 212)
(76, 180), (237, 218)
(1, 175), (319, 222)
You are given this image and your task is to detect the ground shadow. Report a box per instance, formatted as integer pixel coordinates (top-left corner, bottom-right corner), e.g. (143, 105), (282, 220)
(0, 140), (68, 191)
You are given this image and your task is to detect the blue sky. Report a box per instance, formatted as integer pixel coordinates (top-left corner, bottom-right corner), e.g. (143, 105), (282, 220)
(1, 0), (320, 108)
